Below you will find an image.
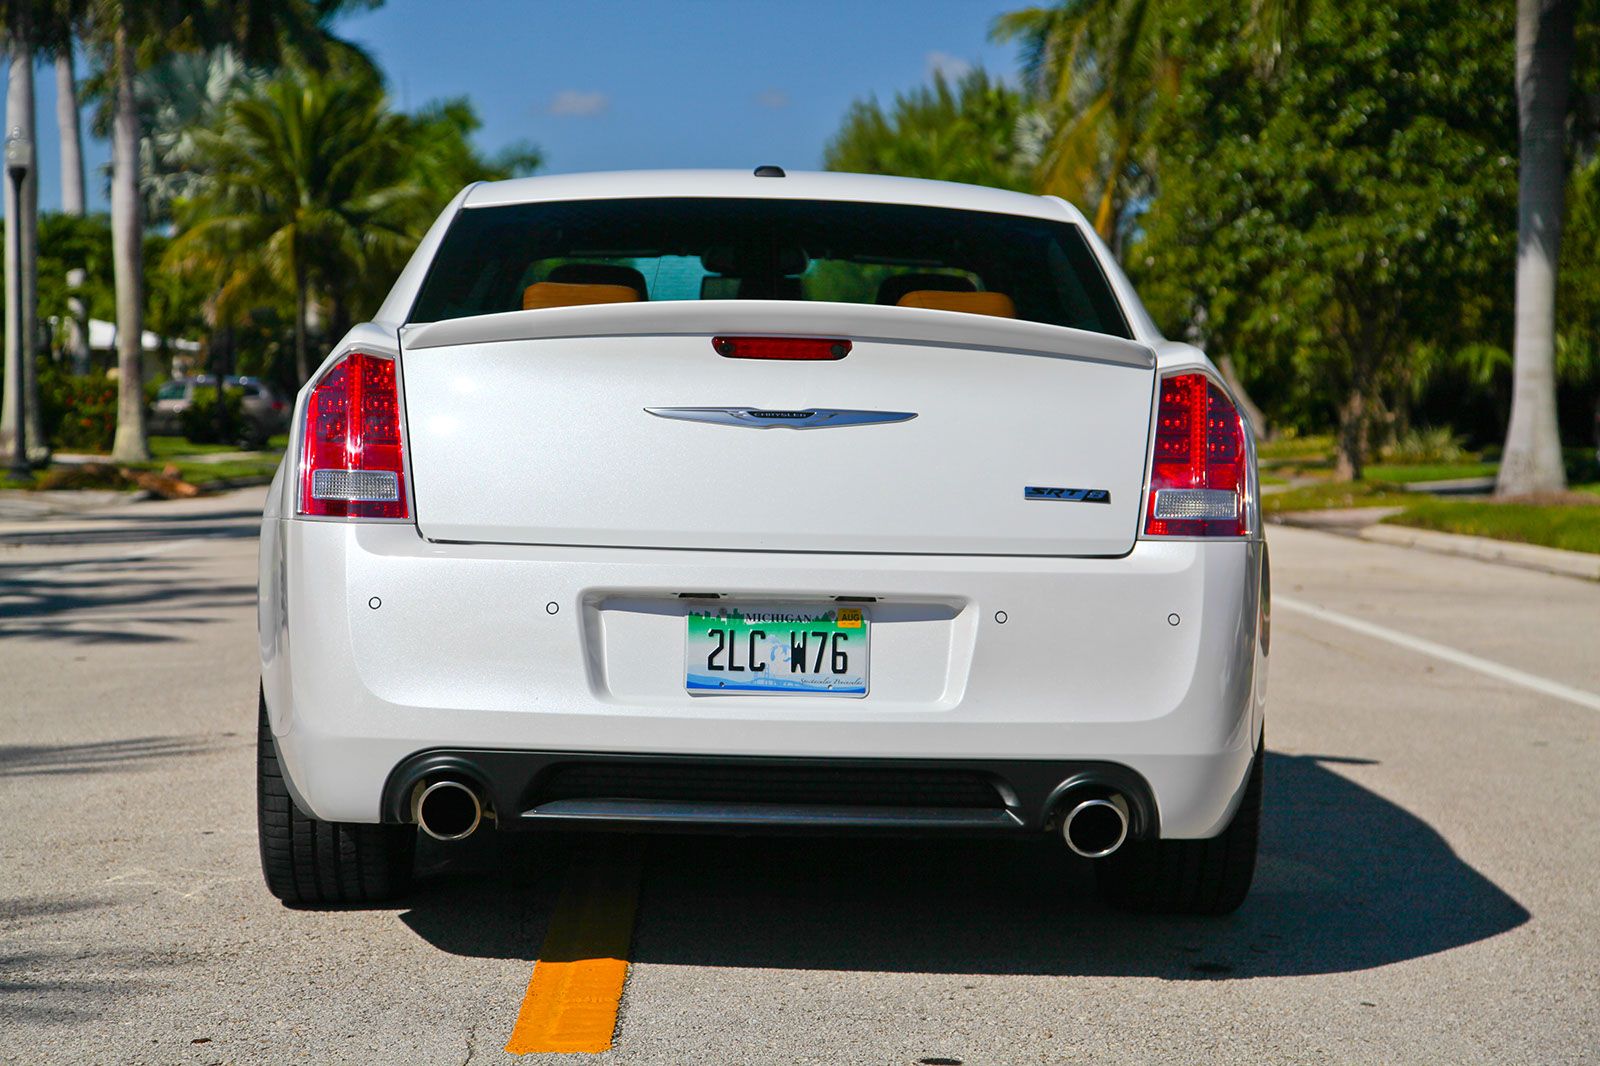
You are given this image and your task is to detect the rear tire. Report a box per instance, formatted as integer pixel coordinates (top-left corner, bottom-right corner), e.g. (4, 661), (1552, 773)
(257, 690), (415, 904)
(1095, 739), (1263, 915)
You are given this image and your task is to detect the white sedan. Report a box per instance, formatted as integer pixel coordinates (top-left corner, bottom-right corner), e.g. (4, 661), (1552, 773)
(256, 167), (1268, 914)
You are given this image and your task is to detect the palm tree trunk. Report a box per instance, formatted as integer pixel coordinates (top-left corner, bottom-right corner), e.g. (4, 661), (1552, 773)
(3, 17), (47, 464)
(109, 11), (149, 463)
(56, 51), (85, 214)
(1497, 0), (1574, 496)
(294, 262), (309, 385)
(57, 49), (92, 376)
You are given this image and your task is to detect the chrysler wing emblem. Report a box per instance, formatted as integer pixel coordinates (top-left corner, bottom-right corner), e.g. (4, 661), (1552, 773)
(645, 407), (917, 430)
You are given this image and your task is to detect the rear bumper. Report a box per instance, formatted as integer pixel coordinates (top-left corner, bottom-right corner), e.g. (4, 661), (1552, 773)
(260, 520), (1267, 838)
(381, 749), (1160, 837)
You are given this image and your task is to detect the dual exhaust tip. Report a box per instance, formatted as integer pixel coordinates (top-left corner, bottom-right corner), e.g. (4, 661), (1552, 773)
(412, 778), (485, 841)
(414, 775), (1130, 855)
(1061, 792), (1130, 859)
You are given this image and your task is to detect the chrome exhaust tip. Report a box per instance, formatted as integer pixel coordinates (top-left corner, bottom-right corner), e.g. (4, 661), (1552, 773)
(1062, 794), (1129, 859)
(412, 779), (484, 842)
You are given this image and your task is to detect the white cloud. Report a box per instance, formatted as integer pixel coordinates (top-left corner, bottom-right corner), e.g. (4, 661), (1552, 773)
(925, 51), (972, 81)
(548, 90), (610, 117)
(755, 88), (791, 109)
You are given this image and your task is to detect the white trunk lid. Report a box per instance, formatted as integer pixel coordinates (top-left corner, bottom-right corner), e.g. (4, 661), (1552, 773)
(399, 303), (1154, 556)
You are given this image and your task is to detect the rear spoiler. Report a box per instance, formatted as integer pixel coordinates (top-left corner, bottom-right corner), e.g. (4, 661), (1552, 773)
(400, 301), (1155, 370)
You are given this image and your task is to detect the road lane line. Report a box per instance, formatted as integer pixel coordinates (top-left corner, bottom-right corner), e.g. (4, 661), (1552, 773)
(504, 847), (642, 1055)
(1277, 594), (1600, 713)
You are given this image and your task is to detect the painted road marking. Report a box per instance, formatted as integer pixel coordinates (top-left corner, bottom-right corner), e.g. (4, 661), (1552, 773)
(1277, 595), (1600, 713)
(505, 846), (643, 1055)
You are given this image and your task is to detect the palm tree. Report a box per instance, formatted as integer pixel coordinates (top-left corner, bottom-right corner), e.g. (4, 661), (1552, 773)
(34, 4), (89, 380)
(80, 0), (370, 462)
(991, 0), (1312, 248)
(1497, 0), (1576, 496)
(165, 64), (427, 385)
(1, 0), (48, 463)
(992, 1), (1173, 248)
(134, 47), (262, 224)
(824, 69), (1039, 192)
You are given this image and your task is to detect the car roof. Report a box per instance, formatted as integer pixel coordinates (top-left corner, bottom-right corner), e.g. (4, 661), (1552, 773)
(462, 168), (1081, 224)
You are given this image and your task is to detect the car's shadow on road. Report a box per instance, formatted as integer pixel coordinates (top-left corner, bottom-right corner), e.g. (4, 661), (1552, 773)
(397, 751), (1529, 979)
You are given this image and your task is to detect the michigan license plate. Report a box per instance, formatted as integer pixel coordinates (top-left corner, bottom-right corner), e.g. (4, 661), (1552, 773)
(685, 603), (869, 696)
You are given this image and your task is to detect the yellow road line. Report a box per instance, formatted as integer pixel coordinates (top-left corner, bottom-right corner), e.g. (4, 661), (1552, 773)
(505, 846), (642, 1055)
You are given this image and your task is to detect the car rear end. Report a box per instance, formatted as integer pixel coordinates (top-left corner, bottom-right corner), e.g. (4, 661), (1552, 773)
(149, 379), (194, 436)
(258, 172), (1267, 911)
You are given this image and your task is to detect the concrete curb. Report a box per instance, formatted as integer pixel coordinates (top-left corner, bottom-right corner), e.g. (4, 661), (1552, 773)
(1271, 509), (1600, 582)
(1357, 523), (1600, 581)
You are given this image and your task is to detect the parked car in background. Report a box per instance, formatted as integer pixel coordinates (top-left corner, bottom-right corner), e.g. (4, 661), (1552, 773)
(149, 375), (289, 447)
(257, 168), (1268, 915)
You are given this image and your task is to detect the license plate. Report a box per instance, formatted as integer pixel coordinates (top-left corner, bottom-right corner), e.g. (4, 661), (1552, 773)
(685, 603), (869, 696)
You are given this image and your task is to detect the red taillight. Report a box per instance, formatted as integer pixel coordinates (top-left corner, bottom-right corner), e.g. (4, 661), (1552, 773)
(1143, 372), (1248, 537)
(712, 336), (851, 360)
(297, 351), (408, 519)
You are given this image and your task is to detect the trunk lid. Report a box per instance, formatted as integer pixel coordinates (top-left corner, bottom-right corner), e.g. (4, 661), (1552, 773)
(399, 302), (1155, 556)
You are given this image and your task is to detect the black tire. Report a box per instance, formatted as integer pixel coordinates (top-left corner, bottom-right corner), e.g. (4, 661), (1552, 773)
(1095, 739), (1263, 915)
(257, 690), (415, 904)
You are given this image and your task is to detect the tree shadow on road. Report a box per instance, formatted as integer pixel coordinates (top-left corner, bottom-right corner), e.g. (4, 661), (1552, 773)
(0, 509), (263, 550)
(0, 554), (254, 644)
(397, 752), (1529, 978)
(0, 736), (227, 777)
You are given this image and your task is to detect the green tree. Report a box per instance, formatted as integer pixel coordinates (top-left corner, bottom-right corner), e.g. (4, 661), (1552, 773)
(165, 63), (423, 385)
(1131, 0), (1518, 480)
(1556, 154), (1600, 447)
(992, 0), (1314, 250)
(823, 69), (1038, 192)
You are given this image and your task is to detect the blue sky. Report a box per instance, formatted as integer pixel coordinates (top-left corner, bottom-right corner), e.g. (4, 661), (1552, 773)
(19, 0), (1023, 214)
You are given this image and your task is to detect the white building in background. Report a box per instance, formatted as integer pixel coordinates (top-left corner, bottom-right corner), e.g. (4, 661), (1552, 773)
(86, 318), (202, 356)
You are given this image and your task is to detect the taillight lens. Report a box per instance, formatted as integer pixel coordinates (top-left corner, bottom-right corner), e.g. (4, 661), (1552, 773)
(297, 351), (408, 519)
(1143, 372), (1249, 537)
(713, 336), (851, 360)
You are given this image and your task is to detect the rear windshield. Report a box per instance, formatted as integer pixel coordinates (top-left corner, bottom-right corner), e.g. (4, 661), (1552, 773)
(408, 197), (1131, 338)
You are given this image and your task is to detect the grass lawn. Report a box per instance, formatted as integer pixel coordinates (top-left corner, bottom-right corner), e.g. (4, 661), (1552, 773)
(142, 457), (282, 485)
(1363, 461), (1498, 483)
(1382, 497), (1600, 555)
(4, 455), (281, 493)
(1257, 434), (1336, 463)
(1262, 481), (1413, 514)
(148, 435), (242, 458)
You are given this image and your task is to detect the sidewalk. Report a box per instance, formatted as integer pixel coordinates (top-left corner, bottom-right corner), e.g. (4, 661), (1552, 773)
(0, 483), (269, 537)
(0, 489), (139, 522)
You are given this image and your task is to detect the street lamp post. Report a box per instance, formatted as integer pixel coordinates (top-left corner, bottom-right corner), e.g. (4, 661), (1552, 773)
(5, 127), (32, 481)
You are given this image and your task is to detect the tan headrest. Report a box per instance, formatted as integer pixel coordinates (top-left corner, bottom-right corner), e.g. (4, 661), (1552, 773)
(896, 290), (1017, 318)
(522, 282), (641, 311)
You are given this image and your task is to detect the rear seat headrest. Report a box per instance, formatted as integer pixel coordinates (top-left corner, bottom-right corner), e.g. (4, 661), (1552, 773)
(896, 290), (1016, 319)
(546, 262), (649, 300)
(522, 282), (642, 311)
(876, 273), (977, 306)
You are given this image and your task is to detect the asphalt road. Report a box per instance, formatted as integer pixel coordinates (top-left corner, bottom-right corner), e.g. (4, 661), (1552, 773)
(2, 487), (1597, 1065)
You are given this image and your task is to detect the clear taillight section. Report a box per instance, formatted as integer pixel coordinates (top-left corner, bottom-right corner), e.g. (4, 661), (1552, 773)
(1143, 372), (1248, 537)
(297, 351), (408, 519)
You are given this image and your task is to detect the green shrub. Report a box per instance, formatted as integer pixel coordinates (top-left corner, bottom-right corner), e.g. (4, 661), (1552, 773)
(179, 386), (245, 444)
(1380, 427), (1469, 465)
(38, 363), (118, 453)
